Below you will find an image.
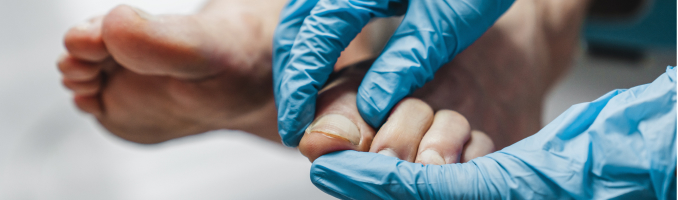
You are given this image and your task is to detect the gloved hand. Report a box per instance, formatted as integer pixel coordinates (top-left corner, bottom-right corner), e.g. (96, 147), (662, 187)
(310, 67), (677, 200)
(273, 0), (515, 146)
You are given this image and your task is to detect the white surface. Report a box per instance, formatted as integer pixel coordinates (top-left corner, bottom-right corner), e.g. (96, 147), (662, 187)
(0, 0), (675, 199)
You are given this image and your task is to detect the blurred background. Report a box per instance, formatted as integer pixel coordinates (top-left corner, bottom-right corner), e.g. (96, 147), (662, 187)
(0, 0), (674, 199)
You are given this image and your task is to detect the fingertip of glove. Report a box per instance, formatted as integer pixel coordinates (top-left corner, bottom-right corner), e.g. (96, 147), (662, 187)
(311, 151), (383, 200)
(310, 152), (352, 199)
(277, 107), (315, 147)
(278, 124), (302, 147)
(281, 137), (300, 147)
(355, 93), (387, 128)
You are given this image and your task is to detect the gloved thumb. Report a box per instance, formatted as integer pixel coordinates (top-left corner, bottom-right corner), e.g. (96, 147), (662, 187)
(310, 150), (506, 200)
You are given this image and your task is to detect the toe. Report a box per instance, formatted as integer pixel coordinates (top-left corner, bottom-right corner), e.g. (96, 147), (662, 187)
(62, 77), (101, 96)
(64, 16), (109, 62)
(415, 110), (472, 165)
(101, 5), (214, 79)
(58, 54), (102, 81)
(74, 95), (103, 117)
(368, 98), (434, 162)
(298, 66), (375, 162)
(461, 130), (495, 163)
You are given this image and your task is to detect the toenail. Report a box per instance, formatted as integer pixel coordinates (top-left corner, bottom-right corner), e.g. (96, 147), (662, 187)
(131, 7), (157, 20)
(306, 114), (361, 145)
(377, 148), (398, 158)
(417, 149), (445, 165)
(74, 20), (94, 31)
(57, 53), (68, 63)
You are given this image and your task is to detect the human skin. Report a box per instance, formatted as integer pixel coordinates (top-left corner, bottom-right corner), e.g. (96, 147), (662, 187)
(298, 62), (495, 164)
(412, 0), (590, 148)
(58, 0), (589, 148)
(59, 0), (377, 144)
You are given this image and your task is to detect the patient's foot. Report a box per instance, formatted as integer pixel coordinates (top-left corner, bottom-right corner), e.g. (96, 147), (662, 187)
(59, 1), (289, 143)
(59, 0), (374, 144)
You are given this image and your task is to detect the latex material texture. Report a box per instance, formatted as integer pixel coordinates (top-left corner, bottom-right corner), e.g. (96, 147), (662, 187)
(272, 0), (515, 146)
(311, 66), (677, 200)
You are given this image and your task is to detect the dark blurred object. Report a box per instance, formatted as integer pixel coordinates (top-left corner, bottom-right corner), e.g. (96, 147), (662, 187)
(588, 0), (648, 19)
(587, 42), (645, 63)
(584, 0), (676, 63)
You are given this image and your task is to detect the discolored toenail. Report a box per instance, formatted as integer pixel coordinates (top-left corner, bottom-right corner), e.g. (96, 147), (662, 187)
(306, 114), (361, 145)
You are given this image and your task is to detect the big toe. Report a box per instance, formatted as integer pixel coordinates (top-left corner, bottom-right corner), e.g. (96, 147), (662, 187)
(101, 5), (215, 79)
(299, 65), (376, 162)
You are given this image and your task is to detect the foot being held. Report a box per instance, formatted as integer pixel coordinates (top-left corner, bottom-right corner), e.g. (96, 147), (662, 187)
(58, 0), (588, 149)
(299, 63), (495, 163)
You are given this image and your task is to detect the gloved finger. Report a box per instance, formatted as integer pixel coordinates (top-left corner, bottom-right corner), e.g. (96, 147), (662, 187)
(368, 98), (433, 162)
(415, 110), (471, 165)
(461, 130), (495, 163)
(312, 68), (678, 199)
(272, 0), (322, 147)
(311, 150), (504, 200)
(299, 66), (376, 162)
(273, 0), (319, 68)
(273, 0), (406, 147)
(356, 0), (515, 127)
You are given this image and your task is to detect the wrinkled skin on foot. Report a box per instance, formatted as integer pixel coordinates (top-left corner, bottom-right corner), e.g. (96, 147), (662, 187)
(59, 0), (588, 147)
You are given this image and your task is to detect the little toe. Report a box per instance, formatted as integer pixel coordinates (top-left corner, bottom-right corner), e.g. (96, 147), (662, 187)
(58, 54), (102, 81)
(64, 16), (109, 62)
(461, 130), (495, 163)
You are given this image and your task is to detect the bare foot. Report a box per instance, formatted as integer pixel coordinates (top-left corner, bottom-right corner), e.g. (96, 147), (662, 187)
(58, 0), (374, 144)
(59, 0), (588, 147)
(299, 64), (495, 163)
(59, 1), (288, 144)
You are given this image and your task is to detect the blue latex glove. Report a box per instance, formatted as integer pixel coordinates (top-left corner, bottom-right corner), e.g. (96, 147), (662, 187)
(311, 66), (677, 200)
(273, 0), (515, 146)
